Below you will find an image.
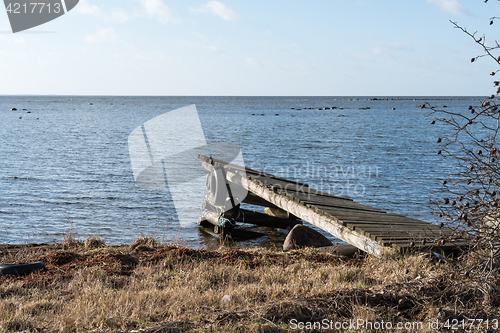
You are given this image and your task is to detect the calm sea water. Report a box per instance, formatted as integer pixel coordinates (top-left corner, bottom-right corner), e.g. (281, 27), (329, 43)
(0, 96), (482, 248)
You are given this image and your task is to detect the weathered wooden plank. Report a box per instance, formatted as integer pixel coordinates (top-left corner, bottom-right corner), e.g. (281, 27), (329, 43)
(337, 214), (430, 222)
(292, 195), (385, 213)
(310, 205), (403, 217)
(300, 201), (384, 214)
(349, 224), (452, 232)
(342, 218), (435, 225)
(352, 222), (451, 230)
(344, 223), (438, 231)
(347, 226), (449, 239)
(363, 230), (451, 238)
(348, 228), (448, 238)
(322, 212), (431, 225)
(388, 240), (469, 252)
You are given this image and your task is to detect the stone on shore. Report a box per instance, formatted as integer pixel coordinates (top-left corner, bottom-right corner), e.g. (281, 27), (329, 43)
(283, 224), (333, 251)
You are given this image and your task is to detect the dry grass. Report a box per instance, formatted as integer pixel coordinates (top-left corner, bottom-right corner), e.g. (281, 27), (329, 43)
(0, 241), (499, 332)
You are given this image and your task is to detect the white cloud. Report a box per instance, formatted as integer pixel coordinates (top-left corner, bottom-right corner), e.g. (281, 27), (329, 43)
(369, 37), (414, 57)
(85, 28), (117, 43)
(243, 57), (292, 70)
(77, 0), (101, 16)
(77, 0), (180, 24)
(0, 35), (26, 44)
(179, 40), (222, 53)
(257, 42), (301, 52)
(194, 32), (206, 40)
(108, 10), (130, 23)
(191, 1), (238, 21)
(244, 57), (262, 67)
(427, 0), (470, 16)
(77, 0), (129, 23)
(137, 0), (180, 24)
(341, 53), (371, 61)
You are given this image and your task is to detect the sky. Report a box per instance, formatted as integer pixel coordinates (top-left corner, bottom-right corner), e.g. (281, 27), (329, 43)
(0, 0), (499, 96)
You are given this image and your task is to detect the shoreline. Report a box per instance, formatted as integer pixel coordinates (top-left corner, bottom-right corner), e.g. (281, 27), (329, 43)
(0, 238), (496, 332)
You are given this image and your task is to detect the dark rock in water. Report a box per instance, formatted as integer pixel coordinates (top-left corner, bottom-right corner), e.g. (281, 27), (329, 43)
(10, 108), (17, 111)
(283, 225), (333, 251)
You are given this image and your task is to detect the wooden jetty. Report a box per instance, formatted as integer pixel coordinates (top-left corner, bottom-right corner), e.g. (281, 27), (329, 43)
(199, 155), (465, 256)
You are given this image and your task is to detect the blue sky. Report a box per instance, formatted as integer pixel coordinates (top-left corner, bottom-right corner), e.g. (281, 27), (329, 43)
(0, 0), (498, 95)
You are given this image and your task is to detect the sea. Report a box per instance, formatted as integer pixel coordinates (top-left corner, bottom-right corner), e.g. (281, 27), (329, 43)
(0, 96), (482, 249)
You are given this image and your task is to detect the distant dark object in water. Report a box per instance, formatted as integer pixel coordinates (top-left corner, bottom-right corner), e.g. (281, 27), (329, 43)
(19, 117), (22, 119)
(27, 111), (31, 113)
(36, 117), (39, 120)
(339, 107), (344, 110)
(22, 109), (27, 111)
(296, 108), (301, 110)
(392, 108), (396, 110)
(252, 114), (255, 115)
(89, 103), (93, 105)
(443, 105), (447, 108)
(338, 114), (345, 117)
(0, 262), (45, 276)
(10, 108), (17, 111)
(291, 108), (295, 109)
(331, 106), (337, 109)
(275, 114), (279, 116)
